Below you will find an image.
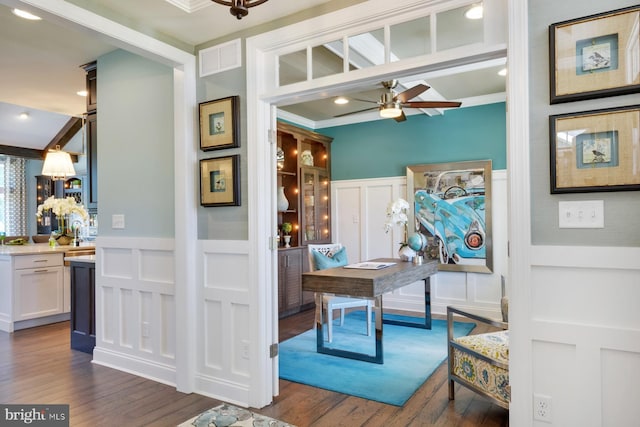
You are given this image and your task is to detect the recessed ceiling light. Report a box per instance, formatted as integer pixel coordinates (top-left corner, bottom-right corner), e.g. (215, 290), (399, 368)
(334, 97), (349, 105)
(464, 4), (483, 20)
(19, 112), (29, 120)
(498, 68), (507, 76)
(12, 9), (42, 20)
(77, 90), (88, 97)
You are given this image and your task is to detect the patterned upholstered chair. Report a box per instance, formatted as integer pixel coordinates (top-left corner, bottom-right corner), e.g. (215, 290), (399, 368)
(447, 304), (510, 409)
(307, 243), (372, 343)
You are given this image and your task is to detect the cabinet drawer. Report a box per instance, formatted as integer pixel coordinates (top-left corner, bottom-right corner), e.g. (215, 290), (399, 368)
(14, 253), (63, 269)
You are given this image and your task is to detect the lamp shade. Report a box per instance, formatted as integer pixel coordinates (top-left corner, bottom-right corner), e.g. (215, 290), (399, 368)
(42, 147), (75, 180)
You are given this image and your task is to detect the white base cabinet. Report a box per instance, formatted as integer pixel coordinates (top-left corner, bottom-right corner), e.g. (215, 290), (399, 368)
(14, 266), (64, 321)
(0, 252), (67, 332)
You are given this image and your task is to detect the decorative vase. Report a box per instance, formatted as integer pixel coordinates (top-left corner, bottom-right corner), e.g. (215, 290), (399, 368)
(398, 245), (416, 262)
(277, 186), (289, 211)
(283, 235), (291, 248)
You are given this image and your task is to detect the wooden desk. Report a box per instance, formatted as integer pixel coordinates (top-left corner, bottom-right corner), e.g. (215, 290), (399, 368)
(302, 258), (438, 364)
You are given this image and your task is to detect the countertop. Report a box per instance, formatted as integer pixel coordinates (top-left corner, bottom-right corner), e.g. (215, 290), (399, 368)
(65, 254), (96, 264)
(0, 242), (95, 256)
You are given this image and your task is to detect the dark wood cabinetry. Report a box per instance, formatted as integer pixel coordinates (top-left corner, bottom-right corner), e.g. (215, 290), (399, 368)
(70, 260), (96, 354)
(82, 61), (98, 214)
(276, 122), (332, 317)
(36, 176), (63, 234)
(278, 247), (314, 318)
(85, 113), (98, 211)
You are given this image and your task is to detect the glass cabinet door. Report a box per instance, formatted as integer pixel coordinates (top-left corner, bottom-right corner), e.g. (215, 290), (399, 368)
(301, 167), (330, 244)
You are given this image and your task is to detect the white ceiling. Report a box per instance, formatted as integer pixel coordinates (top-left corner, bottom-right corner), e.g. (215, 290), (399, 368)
(0, 0), (505, 151)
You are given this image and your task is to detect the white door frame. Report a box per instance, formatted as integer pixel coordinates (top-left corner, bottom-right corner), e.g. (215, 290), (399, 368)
(16, 0), (199, 394)
(245, 1), (530, 420)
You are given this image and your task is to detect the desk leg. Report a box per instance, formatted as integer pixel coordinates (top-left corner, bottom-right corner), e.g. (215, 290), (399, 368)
(315, 295), (383, 364)
(315, 293), (324, 350)
(382, 276), (432, 330)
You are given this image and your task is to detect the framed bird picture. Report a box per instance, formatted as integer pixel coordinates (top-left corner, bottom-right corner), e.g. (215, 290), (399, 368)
(549, 105), (640, 193)
(549, 5), (640, 104)
(200, 155), (241, 206)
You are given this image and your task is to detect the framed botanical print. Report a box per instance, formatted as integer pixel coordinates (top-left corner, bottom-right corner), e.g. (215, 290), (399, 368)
(199, 96), (240, 151)
(549, 5), (640, 103)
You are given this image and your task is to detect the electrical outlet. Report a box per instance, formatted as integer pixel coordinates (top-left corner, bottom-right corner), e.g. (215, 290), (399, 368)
(533, 394), (552, 423)
(141, 322), (150, 338)
(241, 340), (250, 360)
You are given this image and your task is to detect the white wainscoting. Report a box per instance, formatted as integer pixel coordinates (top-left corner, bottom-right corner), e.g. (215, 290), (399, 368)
(93, 236), (177, 386)
(92, 237), (253, 407)
(194, 239), (252, 406)
(331, 171), (508, 319)
(529, 245), (640, 427)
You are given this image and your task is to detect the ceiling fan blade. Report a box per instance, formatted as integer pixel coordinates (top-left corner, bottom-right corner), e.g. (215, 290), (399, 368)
(334, 106), (378, 118)
(402, 101), (462, 108)
(393, 111), (407, 122)
(395, 84), (429, 103)
(350, 98), (379, 104)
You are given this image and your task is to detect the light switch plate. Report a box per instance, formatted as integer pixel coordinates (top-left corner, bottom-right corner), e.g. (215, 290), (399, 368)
(558, 200), (604, 228)
(112, 214), (125, 229)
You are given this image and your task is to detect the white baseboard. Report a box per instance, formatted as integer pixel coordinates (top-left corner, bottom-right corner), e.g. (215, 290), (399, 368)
(92, 347), (176, 387)
(194, 374), (251, 408)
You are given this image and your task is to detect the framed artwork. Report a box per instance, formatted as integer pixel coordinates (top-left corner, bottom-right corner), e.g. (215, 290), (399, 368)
(549, 5), (640, 104)
(199, 96), (240, 151)
(549, 104), (640, 193)
(200, 155), (241, 206)
(406, 160), (493, 274)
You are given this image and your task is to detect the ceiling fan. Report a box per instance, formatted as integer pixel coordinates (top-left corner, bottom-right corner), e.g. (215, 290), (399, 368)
(336, 80), (462, 122)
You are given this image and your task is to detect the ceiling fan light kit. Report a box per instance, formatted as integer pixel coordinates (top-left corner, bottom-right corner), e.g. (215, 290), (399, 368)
(379, 103), (402, 119)
(335, 80), (462, 123)
(211, 0), (269, 20)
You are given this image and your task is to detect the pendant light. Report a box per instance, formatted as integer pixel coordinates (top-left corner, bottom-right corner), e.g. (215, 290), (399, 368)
(42, 145), (75, 180)
(211, 0), (269, 20)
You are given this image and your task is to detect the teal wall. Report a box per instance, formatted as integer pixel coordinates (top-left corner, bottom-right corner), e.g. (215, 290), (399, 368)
(319, 102), (506, 180)
(98, 49), (174, 238)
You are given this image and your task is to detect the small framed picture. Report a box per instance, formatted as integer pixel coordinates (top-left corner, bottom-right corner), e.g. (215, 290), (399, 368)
(549, 5), (640, 103)
(200, 155), (241, 206)
(549, 105), (640, 193)
(199, 96), (240, 151)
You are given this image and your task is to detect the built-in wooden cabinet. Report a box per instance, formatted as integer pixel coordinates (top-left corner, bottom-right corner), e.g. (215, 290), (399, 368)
(82, 61), (98, 214)
(277, 247), (314, 318)
(276, 122), (332, 317)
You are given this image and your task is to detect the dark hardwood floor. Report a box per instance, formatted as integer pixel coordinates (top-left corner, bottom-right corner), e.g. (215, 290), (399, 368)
(0, 310), (508, 426)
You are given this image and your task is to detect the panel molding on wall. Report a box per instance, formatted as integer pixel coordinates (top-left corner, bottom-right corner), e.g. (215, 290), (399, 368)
(194, 239), (252, 406)
(93, 236), (177, 386)
(332, 171), (508, 319)
(530, 245), (640, 426)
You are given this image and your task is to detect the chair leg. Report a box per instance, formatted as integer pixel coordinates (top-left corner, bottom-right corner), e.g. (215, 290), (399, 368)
(339, 308), (345, 326)
(366, 302), (372, 336)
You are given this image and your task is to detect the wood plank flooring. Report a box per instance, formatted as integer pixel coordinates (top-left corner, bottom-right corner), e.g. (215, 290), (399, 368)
(0, 310), (508, 426)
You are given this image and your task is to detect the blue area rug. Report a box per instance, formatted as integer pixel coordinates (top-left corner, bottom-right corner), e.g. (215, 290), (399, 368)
(279, 311), (475, 406)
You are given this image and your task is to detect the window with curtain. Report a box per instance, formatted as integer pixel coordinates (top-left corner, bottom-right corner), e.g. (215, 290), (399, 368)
(0, 156), (27, 236)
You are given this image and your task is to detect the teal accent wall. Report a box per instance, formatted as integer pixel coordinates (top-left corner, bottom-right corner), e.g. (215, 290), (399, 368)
(98, 49), (174, 237)
(319, 102), (506, 180)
